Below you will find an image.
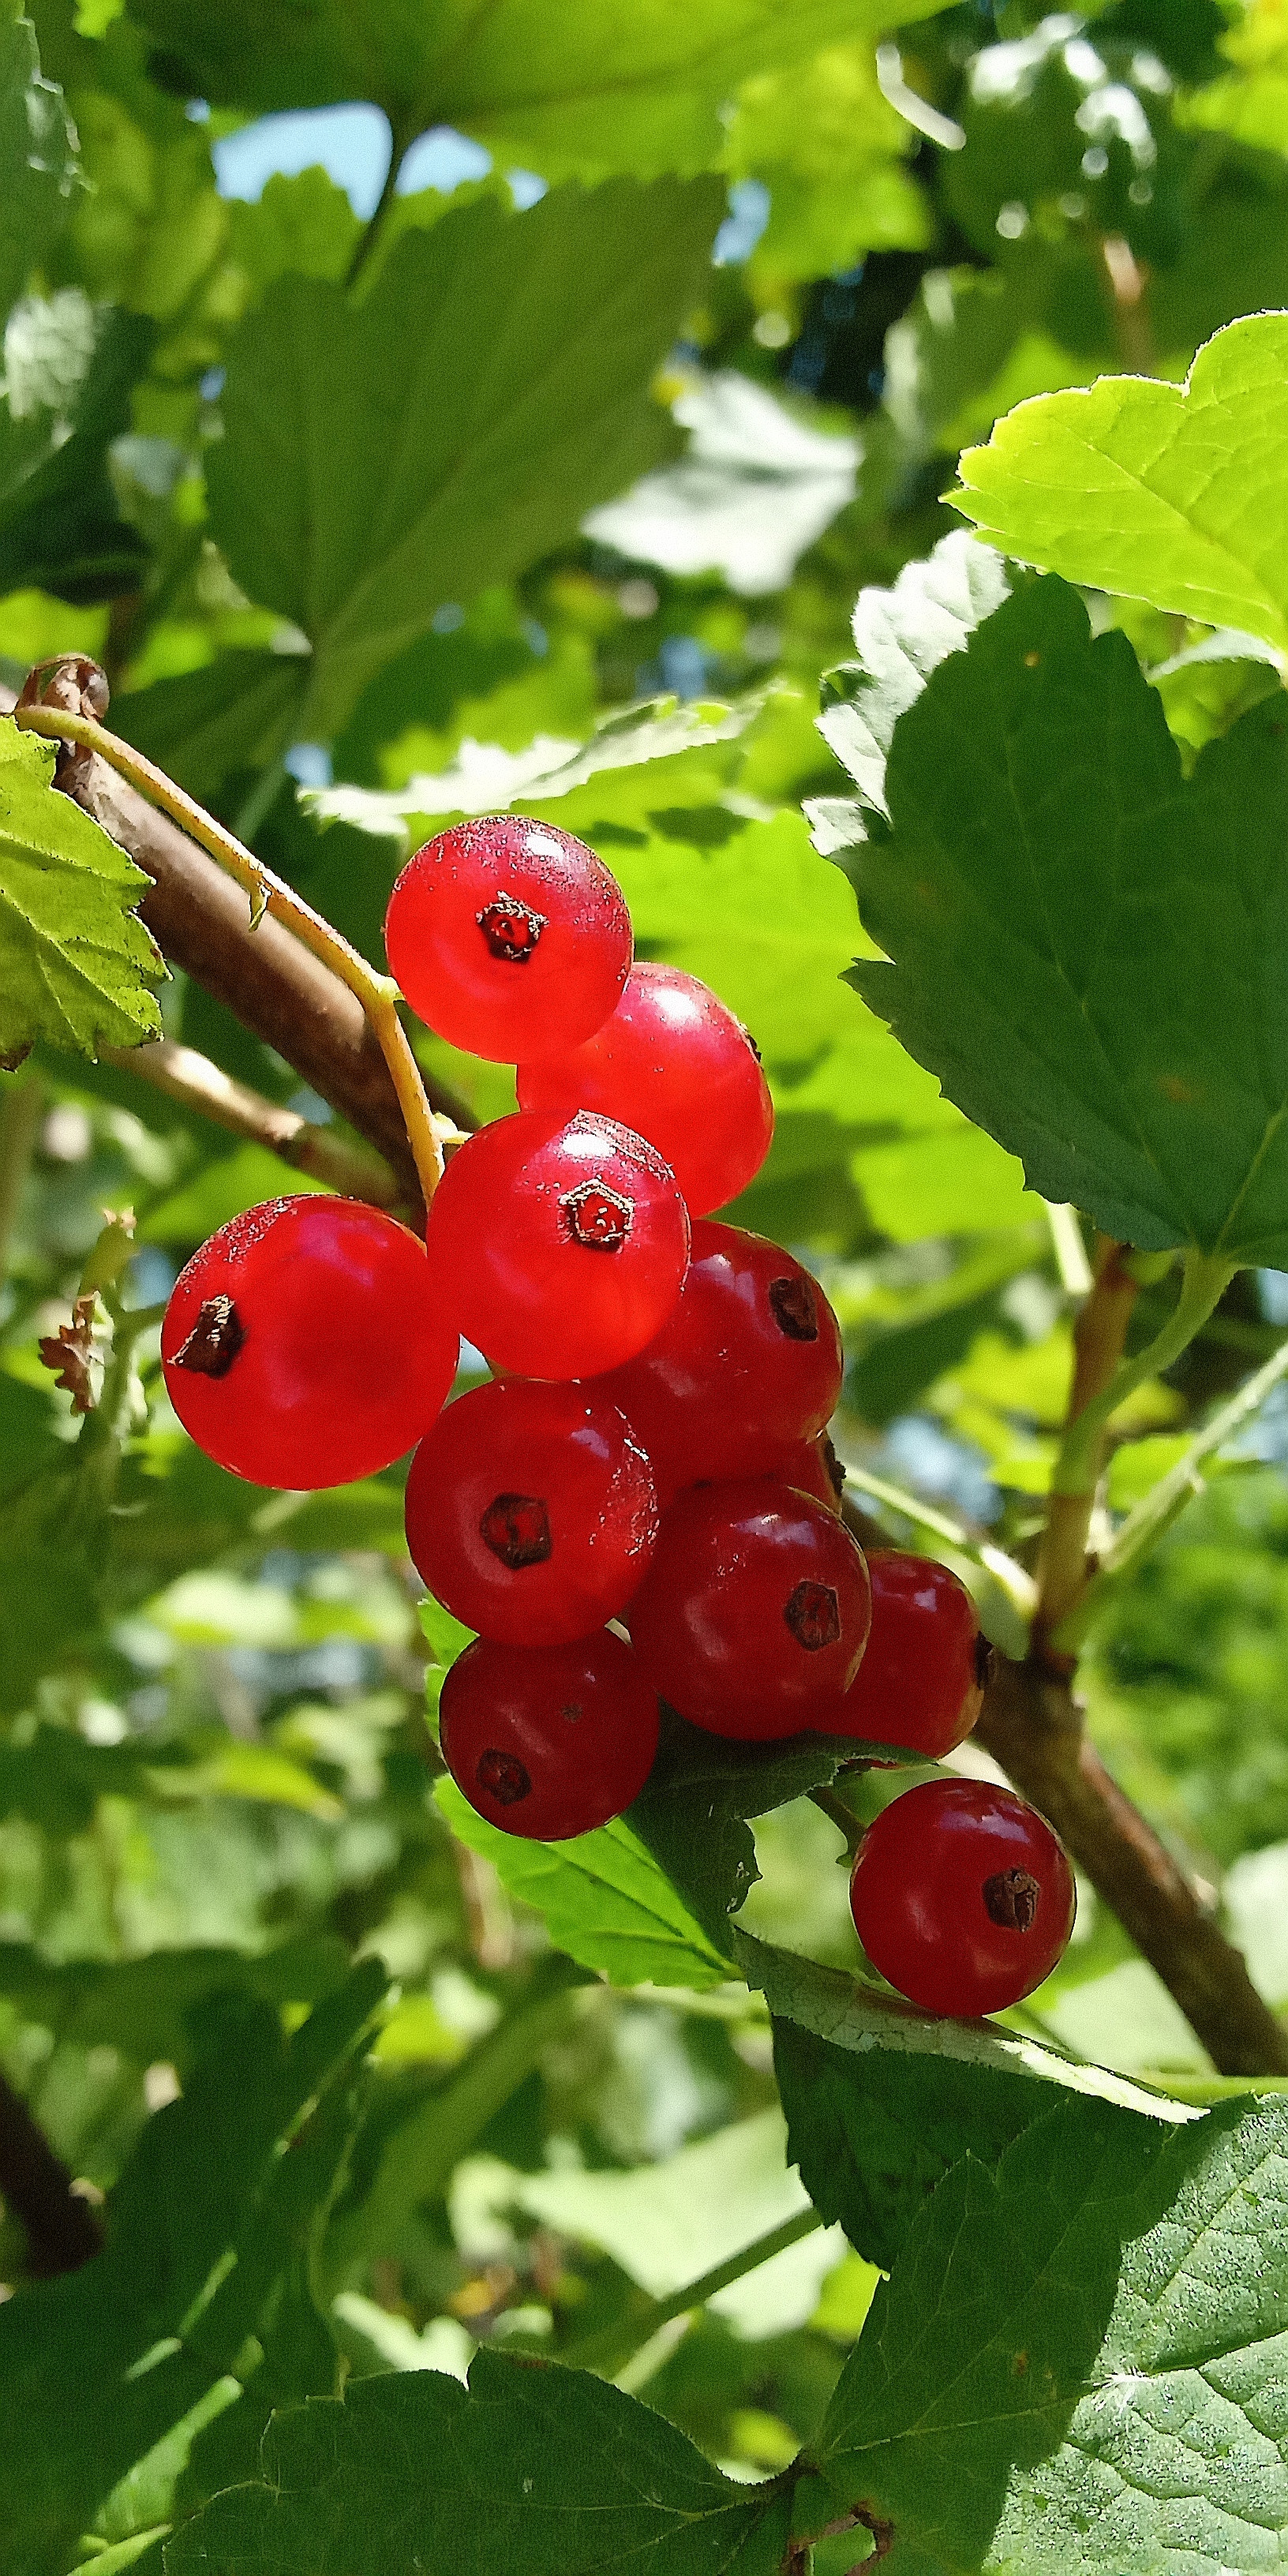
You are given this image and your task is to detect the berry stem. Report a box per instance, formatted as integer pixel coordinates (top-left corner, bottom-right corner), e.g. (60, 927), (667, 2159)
(14, 701), (447, 1208)
(556, 2206), (824, 2379)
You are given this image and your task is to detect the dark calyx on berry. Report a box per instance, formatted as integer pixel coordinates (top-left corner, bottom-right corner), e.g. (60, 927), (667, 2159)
(477, 1748), (531, 1805)
(983, 1866), (1040, 1933)
(479, 1492), (553, 1570)
(562, 1178), (633, 1250)
(476, 890), (547, 961)
(769, 1275), (818, 1342)
(784, 1578), (841, 1650)
(173, 1294), (245, 1378)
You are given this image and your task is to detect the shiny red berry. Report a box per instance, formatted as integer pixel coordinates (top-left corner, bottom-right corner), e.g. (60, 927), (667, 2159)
(404, 1379), (657, 1646)
(516, 962), (774, 1215)
(440, 1631), (661, 1838)
(593, 1220), (843, 1501)
(838, 1552), (987, 1758)
(423, 1110), (690, 1380)
(849, 1779), (1076, 2016)
(763, 1434), (846, 1515)
(160, 1196), (457, 1489)
(628, 1481), (871, 1739)
(384, 815), (631, 1061)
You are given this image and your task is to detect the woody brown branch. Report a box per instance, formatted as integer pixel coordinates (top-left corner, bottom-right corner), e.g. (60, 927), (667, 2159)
(4, 660), (477, 1218)
(0, 2067), (103, 2275)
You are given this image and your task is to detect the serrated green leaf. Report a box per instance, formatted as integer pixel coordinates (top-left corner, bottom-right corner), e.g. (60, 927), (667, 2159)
(0, 9), (80, 322)
(163, 2353), (794, 2576)
(811, 2092), (1288, 2576)
(0, 295), (151, 602)
(630, 1709), (920, 1955)
(0, 1964), (384, 2575)
(435, 1774), (732, 1990)
(207, 183), (723, 736)
(124, 0), (955, 182)
(956, 315), (1288, 650)
(839, 572), (1288, 1262)
(0, 716), (164, 1065)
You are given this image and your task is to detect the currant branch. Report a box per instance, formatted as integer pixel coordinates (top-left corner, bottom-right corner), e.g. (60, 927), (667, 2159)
(14, 680), (448, 1208)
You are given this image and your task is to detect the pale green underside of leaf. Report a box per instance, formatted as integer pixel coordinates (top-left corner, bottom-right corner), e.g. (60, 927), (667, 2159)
(124, 0), (957, 179)
(834, 575), (1288, 1264)
(207, 182), (724, 737)
(813, 2091), (1288, 2576)
(0, 717), (164, 1064)
(165, 2354), (793, 2576)
(954, 313), (1288, 650)
(741, 1933), (1196, 2129)
(434, 1777), (732, 1989)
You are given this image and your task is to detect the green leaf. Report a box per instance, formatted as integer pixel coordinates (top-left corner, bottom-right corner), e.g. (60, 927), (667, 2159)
(124, 0), (956, 181)
(0, 8), (80, 322)
(0, 294), (151, 602)
(112, 650), (309, 805)
(0, 1932), (353, 2069)
(207, 183), (723, 736)
(0, 1964), (384, 2574)
(838, 572), (1288, 1262)
(809, 2092), (1288, 2576)
(164, 2353), (794, 2576)
(434, 1775), (732, 1990)
(955, 315), (1288, 652)
(0, 715), (165, 1065)
(727, 38), (930, 279)
(629, 1709), (919, 1956)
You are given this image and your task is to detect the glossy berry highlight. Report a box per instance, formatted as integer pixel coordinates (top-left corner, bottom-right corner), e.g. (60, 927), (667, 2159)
(384, 815), (631, 1061)
(629, 1480), (871, 1739)
(516, 961), (774, 1214)
(404, 1378), (657, 1646)
(440, 1630), (661, 1838)
(595, 1220), (844, 1500)
(838, 1552), (988, 1758)
(424, 1109), (690, 1380)
(849, 1779), (1076, 2017)
(160, 1196), (457, 1489)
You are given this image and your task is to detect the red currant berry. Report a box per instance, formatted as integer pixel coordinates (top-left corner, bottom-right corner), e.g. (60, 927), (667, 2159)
(837, 1552), (987, 1759)
(762, 1434), (846, 1515)
(423, 1110), (690, 1380)
(594, 1221), (843, 1501)
(440, 1630), (660, 1838)
(405, 1379), (657, 1646)
(628, 1481), (871, 1739)
(384, 816), (631, 1061)
(161, 1196), (457, 1489)
(849, 1779), (1076, 2017)
(515, 963), (773, 1215)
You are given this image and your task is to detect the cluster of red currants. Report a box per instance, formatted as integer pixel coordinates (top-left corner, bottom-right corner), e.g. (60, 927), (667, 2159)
(159, 814), (1073, 2020)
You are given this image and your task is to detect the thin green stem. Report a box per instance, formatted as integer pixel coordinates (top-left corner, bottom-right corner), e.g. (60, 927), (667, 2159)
(809, 1784), (866, 1857)
(1058, 1325), (1288, 1647)
(346, 122), (412, 291)
(0, 1072), (42, 1288)
(557, 2207), (824, 2380)
(14, 701), (445, 1208)
(1050, 1248), (1237, 1498)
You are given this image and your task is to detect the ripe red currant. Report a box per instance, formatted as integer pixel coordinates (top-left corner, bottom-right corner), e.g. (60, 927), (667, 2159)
(440, 1631), (661, 1838)
(837, 1552), (987, 1759)
(384, 816), (631, 1061)
(405, 1379), (657, 1646)
(763, 1434), (846, 1515)
(160, 1196), (457, 1488)
(849, 1779), (1076, 2016)
(423, 1110), (690, 1380)
(628, 1481), (871, 1739)
(515, 962), (773, 1215)
(593, 1221), (844, 1501)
